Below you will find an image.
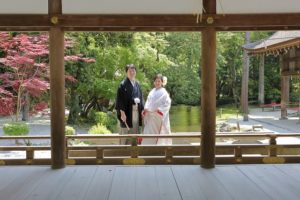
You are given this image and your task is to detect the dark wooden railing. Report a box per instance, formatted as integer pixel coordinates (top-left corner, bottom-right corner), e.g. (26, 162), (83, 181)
(0, 132), (300, 165)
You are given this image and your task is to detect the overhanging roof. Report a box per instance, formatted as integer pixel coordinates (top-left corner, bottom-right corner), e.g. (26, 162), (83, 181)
(243, 31), (300, 55)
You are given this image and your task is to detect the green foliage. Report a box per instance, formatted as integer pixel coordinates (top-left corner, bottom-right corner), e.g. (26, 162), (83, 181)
(162, 33), (201, 105)
(61, 31), (289, 125)
(94, 112), (109, 125)
(106, 112), (118, 132)
(290, 77), (300, 104)
(65, 32), (173, 123)
(250, 54), (280, 103)
(3, 122), (29, 136)
(216, 32), (244, 106)
(89, 111), (118, 132)
(290, 91), (300, 103)
(88, 124), (111, 134)
(65, 126), (76, 135)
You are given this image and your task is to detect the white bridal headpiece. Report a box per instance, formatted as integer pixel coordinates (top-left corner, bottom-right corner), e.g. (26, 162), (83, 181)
(162, 76), (167, 86)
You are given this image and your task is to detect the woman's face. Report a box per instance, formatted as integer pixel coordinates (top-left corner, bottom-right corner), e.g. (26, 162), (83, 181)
(154, 78), (163, 88)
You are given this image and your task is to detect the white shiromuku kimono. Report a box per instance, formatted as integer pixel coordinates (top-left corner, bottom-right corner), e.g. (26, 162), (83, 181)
(142, 87), (172, 145)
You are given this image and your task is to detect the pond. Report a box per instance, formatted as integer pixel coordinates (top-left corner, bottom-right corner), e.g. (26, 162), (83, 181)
(169, 105), (201, 132)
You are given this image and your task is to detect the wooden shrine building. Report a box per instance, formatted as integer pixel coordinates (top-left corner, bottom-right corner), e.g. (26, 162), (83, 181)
(1, 0), (300, 170)
(243, 31), (300, 119)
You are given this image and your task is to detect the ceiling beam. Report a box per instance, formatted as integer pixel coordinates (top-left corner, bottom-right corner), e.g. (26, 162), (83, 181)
(1, 13), (300, 31)
(0, 15), (50, 28)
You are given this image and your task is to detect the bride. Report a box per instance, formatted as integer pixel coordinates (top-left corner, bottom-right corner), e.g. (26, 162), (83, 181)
(142, 74), (172, 145)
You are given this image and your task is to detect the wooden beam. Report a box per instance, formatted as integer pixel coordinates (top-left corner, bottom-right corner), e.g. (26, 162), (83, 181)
(0, 15), (50, 28)
(49, 0), (62, 15)
(203, 0), (216, 14)
(62, 26), (205, 32)
(1, 13), (300, 31)
(281, 71), (300, 76)
(63, 26), (300, 32)
(59, 13), (300, 29)
(59, 14), (201, 28)
(214, 13), (300, 28)
(50, 27), (65, 169)
(201, 28), (216, 168)
(49, 0), (65, 169)
(200, 0), (216, 169)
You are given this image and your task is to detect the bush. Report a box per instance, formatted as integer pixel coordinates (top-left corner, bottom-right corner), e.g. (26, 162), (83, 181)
(95, 112), (109, 125)
(65, 126), (76, 135)
(3, 122), (29, 136)
(88, 124), (111, 134)
(217, 97), (236, 106)
(106, 112), (118, 132)
(290, 91), (300, 103)
(89, 111), (118, 132)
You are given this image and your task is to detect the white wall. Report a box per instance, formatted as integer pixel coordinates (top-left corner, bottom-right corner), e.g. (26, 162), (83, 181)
(1, 0), (299, 15)
(0, 0), (48, 14)
(217, 0), (300, 14)
(62, 0), (203, 14)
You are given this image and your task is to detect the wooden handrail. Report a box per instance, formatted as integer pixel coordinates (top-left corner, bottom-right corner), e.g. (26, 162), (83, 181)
(0, 135), (51, 140)
(1, 132), (300, 165)
(1, 132), (300, 140)
(2, 132), (292, 140)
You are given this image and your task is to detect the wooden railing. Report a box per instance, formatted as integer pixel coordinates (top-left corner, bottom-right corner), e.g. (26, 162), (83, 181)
(0, 132), (300, 165)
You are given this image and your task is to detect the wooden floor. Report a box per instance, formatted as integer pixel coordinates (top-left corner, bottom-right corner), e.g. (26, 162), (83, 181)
(1, 164), (300, 200)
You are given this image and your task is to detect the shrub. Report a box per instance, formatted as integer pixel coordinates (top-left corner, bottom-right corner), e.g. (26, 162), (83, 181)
(94, 112), (109, 125)
(65, 126), (76, 135)
(106, 112), (118, 132)
(3, 122), (29, 136)
(290, 91), (300, 103)
(88, 124), (111, 134)
(90, 111), (118, 132)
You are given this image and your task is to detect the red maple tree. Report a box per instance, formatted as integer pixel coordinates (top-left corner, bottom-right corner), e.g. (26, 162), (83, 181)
(0, 32), (95, 121)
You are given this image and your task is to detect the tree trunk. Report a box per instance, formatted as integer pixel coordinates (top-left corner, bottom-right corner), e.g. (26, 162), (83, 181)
(230, 63), (239, 108)
(67, 89), (80, 124)
(258, 54), (265, 105)
(22, 91), (30, 121)
(280, 55), (290, 119)
(241, 32), (250, 121)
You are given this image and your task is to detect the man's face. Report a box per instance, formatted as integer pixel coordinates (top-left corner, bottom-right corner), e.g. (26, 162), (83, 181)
(127, 67), (136, 80)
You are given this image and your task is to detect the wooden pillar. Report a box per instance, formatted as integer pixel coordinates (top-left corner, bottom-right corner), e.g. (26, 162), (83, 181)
(241, 32), (250, 121)
(201, 0), (216, 169)
(49, 0), (65, 169)
(258, 54), (265, 105)
(280, 55), (289, 119)
(50, 28), (65, 169)
(201, 28), (216, 168)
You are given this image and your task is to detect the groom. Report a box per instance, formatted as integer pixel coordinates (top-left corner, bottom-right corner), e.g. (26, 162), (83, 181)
(115, 64), (144, 144)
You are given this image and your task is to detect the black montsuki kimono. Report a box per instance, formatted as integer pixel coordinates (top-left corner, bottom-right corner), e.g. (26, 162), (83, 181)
(115, 78), (144, 128)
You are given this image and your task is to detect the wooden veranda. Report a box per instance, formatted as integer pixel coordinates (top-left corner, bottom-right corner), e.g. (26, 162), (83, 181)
(1, 0), (300, 170)
(1, 164), (300, 200)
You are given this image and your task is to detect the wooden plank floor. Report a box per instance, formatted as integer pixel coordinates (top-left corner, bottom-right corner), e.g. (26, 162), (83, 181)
(1, 164), (300, 200)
